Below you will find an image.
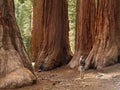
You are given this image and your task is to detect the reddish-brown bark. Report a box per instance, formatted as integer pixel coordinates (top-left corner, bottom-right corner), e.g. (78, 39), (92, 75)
(29, 0), (44, 62)
(69, 0), (96, 68)
(69, 0), (120, 70)
(115, 0), (120, 54)
(0, 0), (36, 89)
(85, 0), (120, 69)
(30, 0), (72, 71)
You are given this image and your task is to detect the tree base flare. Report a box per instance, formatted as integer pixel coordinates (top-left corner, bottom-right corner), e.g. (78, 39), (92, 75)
(36, 54), (72, 71)
(0, 68), (36, 89)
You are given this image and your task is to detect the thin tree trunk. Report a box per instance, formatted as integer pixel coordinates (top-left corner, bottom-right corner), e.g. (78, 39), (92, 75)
(0, 0), (36, 89)
(69, 0), (96, 68)
(85, 0), (120, 69)
(29, 0), (44, 62)
(33, 0), (72, 71)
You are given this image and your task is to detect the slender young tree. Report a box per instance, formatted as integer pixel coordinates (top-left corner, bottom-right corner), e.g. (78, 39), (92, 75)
(69, 0), (96, 68)
(30, 0), (72, 71)
(85, 0), (120, 69)
(0, 0), (36, 89)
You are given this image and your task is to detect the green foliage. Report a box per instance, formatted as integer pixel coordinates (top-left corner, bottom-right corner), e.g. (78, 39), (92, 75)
(68, 0), (76, 53)
(14, 0), (32, 51)
(18, 0), (24, 4)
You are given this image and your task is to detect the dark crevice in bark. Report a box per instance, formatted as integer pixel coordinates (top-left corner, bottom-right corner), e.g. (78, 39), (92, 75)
(118, 55), (120, 63)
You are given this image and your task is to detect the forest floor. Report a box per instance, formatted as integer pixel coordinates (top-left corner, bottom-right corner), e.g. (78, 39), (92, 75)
(16, 64), (120, 90)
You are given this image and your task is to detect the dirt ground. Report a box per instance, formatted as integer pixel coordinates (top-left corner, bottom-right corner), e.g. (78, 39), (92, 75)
(15, 64), (120, 90)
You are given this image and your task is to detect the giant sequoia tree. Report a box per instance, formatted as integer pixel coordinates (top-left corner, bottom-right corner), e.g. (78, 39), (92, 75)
(0, 0), (36, 89)
(85, 0), (120, 69)
(69, 0), (120, 70)
(69, 0), (95, 68)
(30, 0), (72, 71)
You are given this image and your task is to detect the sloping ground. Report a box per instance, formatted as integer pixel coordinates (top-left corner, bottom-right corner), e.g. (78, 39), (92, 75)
(16, 64), (120, 90)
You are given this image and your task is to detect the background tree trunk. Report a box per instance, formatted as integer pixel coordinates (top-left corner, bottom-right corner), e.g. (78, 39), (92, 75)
(29, 0), (44, 62)
(0, 0), (36, 89)
(85, 0), (120, 69)
(115, 0), (120, 63)
(33, 0), (72, 71)
(69, 0), (96, 68)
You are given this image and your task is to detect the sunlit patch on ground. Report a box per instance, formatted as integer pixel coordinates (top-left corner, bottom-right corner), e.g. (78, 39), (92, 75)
(32, 62), (35, 67)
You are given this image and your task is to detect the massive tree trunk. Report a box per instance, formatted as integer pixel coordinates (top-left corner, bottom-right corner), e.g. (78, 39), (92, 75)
(29, 0), (44, 62)
(85, 0), (120, 69)
(0, 0), (36, 89)
(69, 0), (96, 68)
(32, 0), (72, 71)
